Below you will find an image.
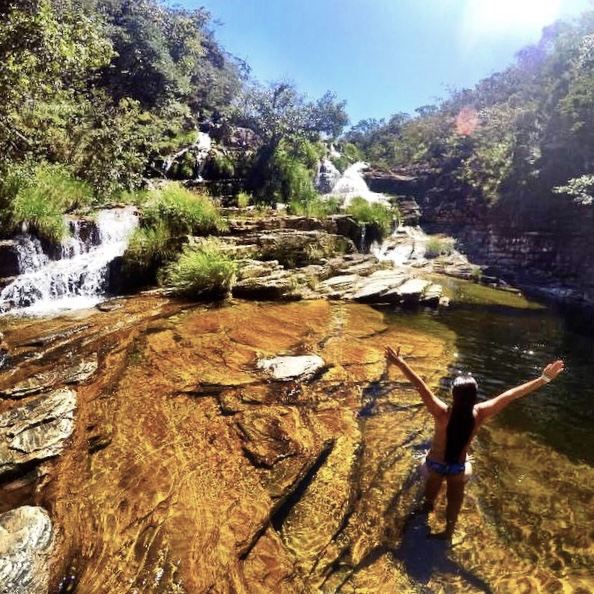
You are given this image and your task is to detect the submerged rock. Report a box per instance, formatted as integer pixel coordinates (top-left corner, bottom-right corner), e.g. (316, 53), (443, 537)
(0, 355), (97, 399)
(0, 388), (77, 477)
(0, 506), (54, 594)
(257, 355), (326, 381)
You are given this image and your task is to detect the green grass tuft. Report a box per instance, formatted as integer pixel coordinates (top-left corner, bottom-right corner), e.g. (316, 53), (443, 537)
(5, 163), (93, 243)
(288, 196), (341, 218)
(124, 222), (176, 270)
(161, 239), (237, 299)
(143, 183), (227, 236)
(346, 197), (396, 237)
(425, 236), (456, 259)
(237, 191), (252, 208)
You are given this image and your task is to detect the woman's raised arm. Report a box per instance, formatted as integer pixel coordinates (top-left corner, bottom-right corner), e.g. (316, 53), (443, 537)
(476, 360), (565, 422)
(385, 346), (447, 417)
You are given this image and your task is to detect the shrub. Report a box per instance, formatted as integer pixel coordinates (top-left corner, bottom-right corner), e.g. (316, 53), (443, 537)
(124, 222), (176, 270)
(331, 142), (363, 172)
(203, 151), (236, 180)
(252, 142), (319, 205)
(5, 163), (93, 242)
(425, 236), (456, 259)
(346, 197), (396, 237)
(117, 189), (150, 206)
(161, 239), (237, 299)
(237, 192), (252, 208)
(143, 183), (227, 236)
(288, 195), (341, 218)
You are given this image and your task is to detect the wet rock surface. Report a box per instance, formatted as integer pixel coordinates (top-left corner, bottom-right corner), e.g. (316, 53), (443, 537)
(0, 354), (97, 399)
(0, 239), (21, 280)
(0, 506), (55, 594)
(0, 388), (77, 478)
(0, 295), (591, 593)
(257, 355), (326, 381)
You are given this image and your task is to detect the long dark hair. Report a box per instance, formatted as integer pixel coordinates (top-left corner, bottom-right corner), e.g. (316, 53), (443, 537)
(445, 375), (478, 464)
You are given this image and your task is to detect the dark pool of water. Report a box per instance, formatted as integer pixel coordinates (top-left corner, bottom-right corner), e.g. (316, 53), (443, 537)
(384, 283), (594, 467)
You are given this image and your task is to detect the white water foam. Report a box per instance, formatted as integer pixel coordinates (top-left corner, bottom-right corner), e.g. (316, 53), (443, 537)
(371, 226), (429, 266)
(0, 208), (137, 317)
(324, 161), (391, 208)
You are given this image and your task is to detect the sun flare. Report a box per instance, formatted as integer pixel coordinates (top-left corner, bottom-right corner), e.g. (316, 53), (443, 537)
(463, 0), (563, 36)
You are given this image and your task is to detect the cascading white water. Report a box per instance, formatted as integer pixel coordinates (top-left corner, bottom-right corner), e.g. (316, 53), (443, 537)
(0, 208), (138, 316)
(371, 226), (430, 266)
(13, 233), (50, 272)
(324, 161), (391, 207)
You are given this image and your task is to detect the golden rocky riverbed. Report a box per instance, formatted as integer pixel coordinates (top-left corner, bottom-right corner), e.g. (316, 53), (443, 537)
(0, 296), (592, 593)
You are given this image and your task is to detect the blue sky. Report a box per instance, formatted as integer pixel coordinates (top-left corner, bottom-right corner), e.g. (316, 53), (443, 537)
(180, 0), (592, 124)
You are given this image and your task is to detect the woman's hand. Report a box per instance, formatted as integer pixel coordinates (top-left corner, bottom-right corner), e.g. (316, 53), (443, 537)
(385, 345), (404, 366)
(542, 360), (565, 381)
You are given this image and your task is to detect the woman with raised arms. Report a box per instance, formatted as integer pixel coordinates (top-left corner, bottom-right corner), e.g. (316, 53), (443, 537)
(385, 345), (565, 539)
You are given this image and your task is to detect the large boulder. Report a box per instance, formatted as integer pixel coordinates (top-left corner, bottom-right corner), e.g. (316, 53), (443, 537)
(0, 240), (20, 279)
(0, 388), (77, 478)
(0, 506), (55, 594)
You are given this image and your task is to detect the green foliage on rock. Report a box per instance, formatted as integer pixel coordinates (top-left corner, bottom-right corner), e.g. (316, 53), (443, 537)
(143, 183), (227, 235)
(331, 142), (363, 173)
(120, 183), (226, 284)
(124, 222), (177, 272)
(425, 236), (456, 259)
(288, 196), (341, 218)
(161, 239), (237, 298)
(2, 163), (93, 242)
(236, 192), (252, 208)
(237, 83), (348, 203)
(346, 197), (396, 237)
(252, 142), (320, 205)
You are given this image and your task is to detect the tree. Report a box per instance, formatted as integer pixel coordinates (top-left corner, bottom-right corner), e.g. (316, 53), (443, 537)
(235, 81), (349, 149)
(0, 0), (113, 164)
(95, 0), (206, 108)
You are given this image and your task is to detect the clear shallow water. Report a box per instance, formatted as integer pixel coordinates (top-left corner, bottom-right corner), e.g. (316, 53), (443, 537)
(381, 282), (594, 591)
(384, 281), (594, 467)
(0, 289), (592, 592)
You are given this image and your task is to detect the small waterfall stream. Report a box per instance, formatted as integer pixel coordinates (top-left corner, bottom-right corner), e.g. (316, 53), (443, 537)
(0, 208), (137, 316)
(322, 161), (391, 207)
(372, 225), (430, 266)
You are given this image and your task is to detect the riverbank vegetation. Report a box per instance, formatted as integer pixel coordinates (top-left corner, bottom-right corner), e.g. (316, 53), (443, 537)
(0, 163), (93, 242)
(425, 236), (456, 259)
(121, 184), (227, 286)
(0, 0), (349, 232)
(345, 197), (396, 236)
(161, 240), (237, 298)
(347, 11), (594, 216)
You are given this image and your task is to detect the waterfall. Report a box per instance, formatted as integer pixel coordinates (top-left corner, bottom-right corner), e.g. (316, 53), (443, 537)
(371, 226), (430, 266)
(13, 233), (49, 272)
(163, 131), (212, 180)
(0, 208), (138, 316)
(324, 161), (391, 208)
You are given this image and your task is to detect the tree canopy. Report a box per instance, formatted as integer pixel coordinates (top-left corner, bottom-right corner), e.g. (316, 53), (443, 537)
(348, 10), (594, 213)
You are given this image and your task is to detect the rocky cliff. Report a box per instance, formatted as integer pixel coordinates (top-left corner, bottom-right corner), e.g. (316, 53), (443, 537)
(365, 168), (594, 313)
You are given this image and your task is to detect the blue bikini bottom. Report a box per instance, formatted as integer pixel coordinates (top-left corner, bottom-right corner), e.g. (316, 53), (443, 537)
(425, 457), (466, 476)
